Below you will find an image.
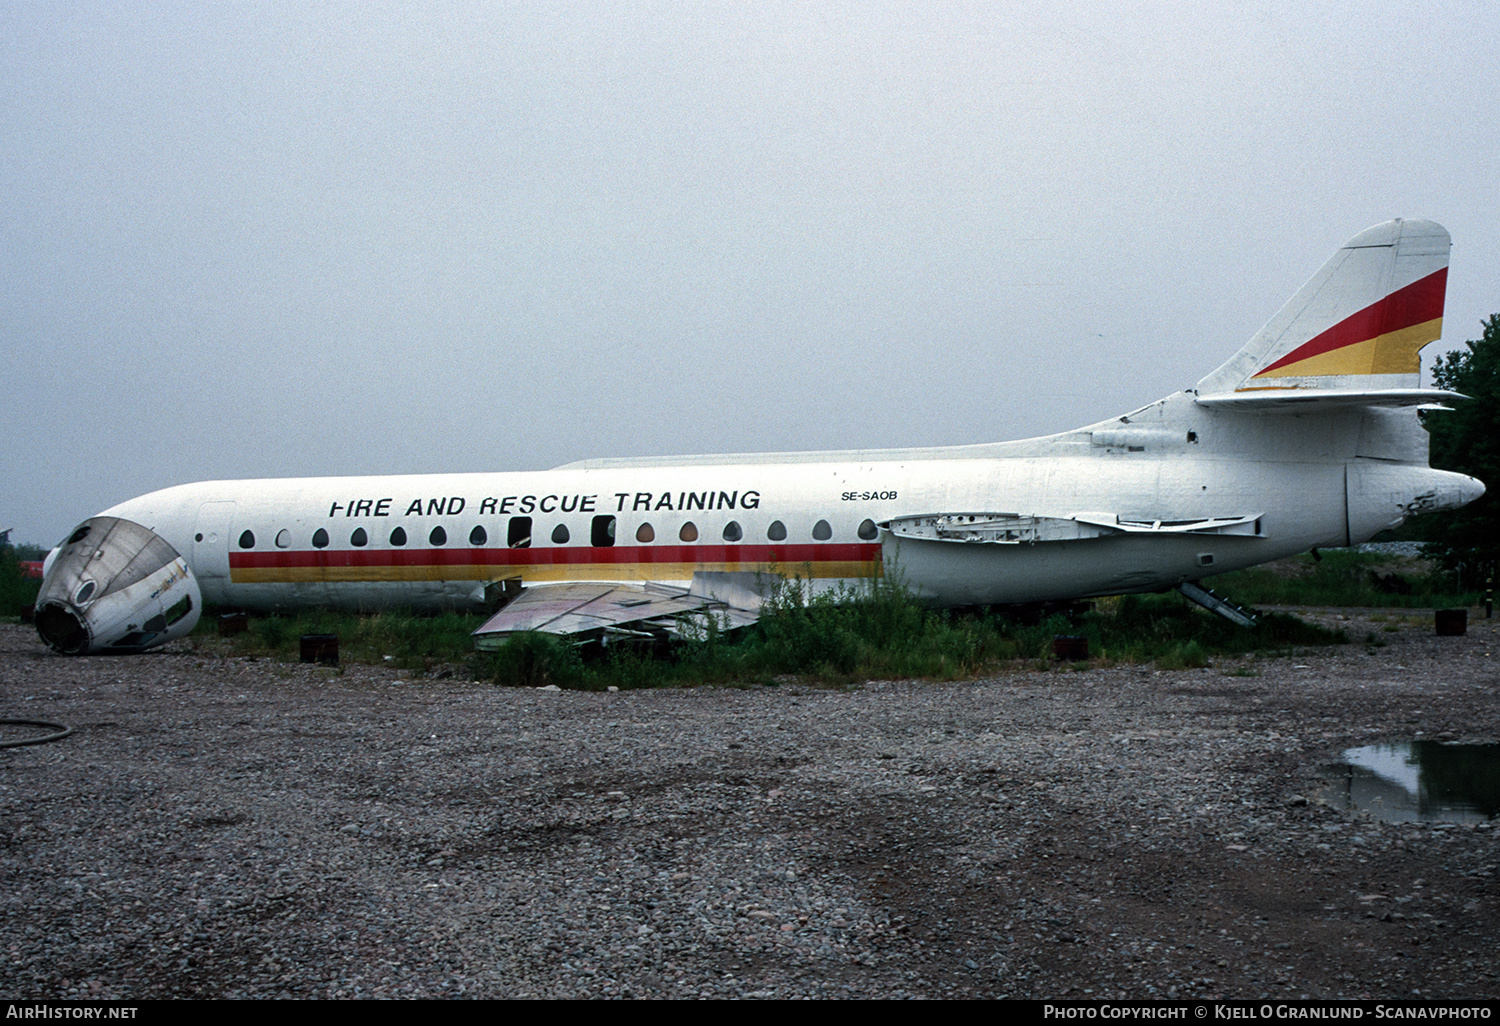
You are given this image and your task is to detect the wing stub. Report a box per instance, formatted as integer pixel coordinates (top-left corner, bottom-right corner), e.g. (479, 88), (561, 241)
(881, 512), (1265, 545)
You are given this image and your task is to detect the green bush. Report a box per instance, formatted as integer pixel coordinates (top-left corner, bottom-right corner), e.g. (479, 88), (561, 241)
(1204, 548), (1479, 608)
(0, 546), (42, 617)
(483, 631), (586, 689)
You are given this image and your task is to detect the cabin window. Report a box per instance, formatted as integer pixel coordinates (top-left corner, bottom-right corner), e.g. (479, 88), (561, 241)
(857, 518), (878, 541)
(767, 520), (786, 541)
(429, 526), (447, 546)
(551, 523), (570, 544)
(679, 521), (698, 542)
(312, 528), (329, 549)
(390, 526), (407, 546)
(470, 525), (488, 546)
(508, 517), (532, 548)
(592, 515), (615, 547)
(275, 529), (291, 549)
(636, 522), (655, 543)
(812, 519), (832, 541)
(238, 530), (255, 549)
(722, 520), (742, 542)
(351, 528), (368, 547)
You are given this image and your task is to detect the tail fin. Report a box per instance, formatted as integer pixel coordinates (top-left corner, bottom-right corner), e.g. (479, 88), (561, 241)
(1195, 219), (1450, 402)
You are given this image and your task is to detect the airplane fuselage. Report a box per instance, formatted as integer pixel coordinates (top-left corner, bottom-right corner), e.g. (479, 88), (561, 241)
(94, 393), (1471, 613)
(34, 219), (1486, 654)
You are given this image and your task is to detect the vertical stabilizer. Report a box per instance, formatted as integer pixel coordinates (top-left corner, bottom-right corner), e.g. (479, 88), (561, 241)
(1195, 219), (1449, 397)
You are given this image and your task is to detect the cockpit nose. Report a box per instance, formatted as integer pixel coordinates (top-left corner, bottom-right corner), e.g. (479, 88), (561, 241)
(34, 517), (202, 654)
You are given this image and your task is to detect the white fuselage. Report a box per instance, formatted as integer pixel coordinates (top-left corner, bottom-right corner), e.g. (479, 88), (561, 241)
(34, 218), (1486, 655)
(94, 392), (1472, 614)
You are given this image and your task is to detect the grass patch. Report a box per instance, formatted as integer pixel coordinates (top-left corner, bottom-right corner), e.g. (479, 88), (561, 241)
(1052, 592), (1346, 666)
(191, 608), (487, 673)
(1203, 548), (1479, 608)
(468, 584), (1347, 689)
(462, 585), (1356, 690)
(188, 581), (1350, 690)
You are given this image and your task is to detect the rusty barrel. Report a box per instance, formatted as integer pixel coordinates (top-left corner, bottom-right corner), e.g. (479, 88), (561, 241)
(1053, 635), (1089, 661)
(300, 634), (339, 665)
(1435, 609), (1467, 637)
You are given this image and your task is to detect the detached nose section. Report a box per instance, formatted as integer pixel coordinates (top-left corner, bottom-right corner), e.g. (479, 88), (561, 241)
(34, 517), (202, 655)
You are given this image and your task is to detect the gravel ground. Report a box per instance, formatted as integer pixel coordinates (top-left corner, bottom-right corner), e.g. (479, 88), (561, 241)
(1, 610), (1497, 1000)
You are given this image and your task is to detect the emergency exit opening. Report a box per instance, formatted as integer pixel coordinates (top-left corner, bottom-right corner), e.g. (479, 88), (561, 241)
(591, 515), (616, 547)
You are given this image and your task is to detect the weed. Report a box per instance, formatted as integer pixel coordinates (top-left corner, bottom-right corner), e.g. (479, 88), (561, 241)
(482, 632), (586, 689)
(194, 578), (1351, 690)
(1157, 640), (1209, 670)
(1204, 548), (1480, 608)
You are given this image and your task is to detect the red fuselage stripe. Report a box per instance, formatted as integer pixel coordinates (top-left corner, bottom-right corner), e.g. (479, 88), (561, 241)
(229, 542), (881, 570)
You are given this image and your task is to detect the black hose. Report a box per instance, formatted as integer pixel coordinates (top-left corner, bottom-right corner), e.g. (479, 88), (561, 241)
(0, 719), (74, 748)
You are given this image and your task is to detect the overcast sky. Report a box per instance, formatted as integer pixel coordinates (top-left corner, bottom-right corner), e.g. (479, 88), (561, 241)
(3, 1), (1498, 545)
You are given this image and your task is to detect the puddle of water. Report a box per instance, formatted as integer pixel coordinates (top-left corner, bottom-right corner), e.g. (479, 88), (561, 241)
(1318, 741), (1500, 823)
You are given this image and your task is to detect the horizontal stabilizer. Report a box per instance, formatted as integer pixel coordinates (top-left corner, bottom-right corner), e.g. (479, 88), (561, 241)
(883, 512), (1264, 544)
(1194, 387), (1467, 411)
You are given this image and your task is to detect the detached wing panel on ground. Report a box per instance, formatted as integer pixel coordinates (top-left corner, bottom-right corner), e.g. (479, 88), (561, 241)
(471, 576), (762, 650)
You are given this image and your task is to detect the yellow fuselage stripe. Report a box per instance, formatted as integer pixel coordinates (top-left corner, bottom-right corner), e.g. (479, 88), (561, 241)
(1251, 317), (1442, 379)
(231, 559), (880, 585)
